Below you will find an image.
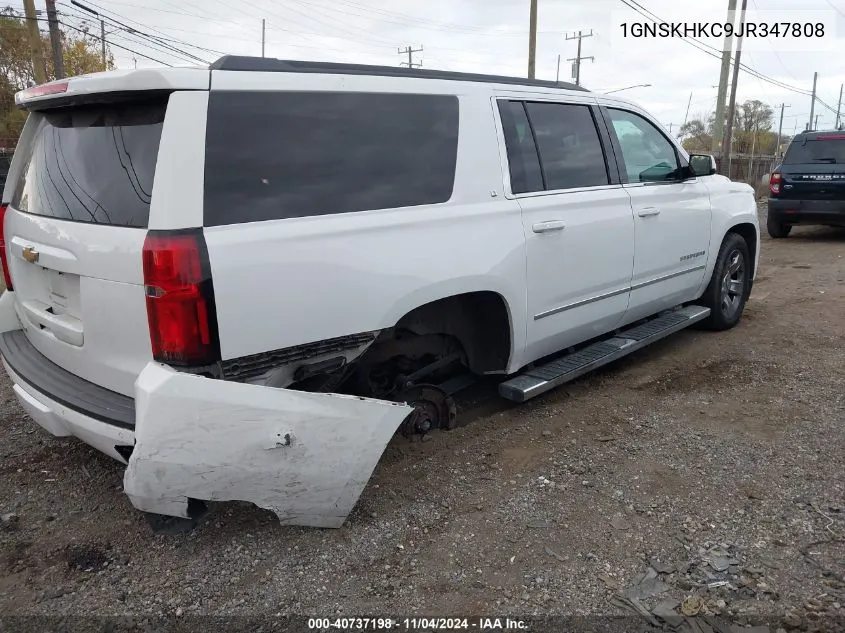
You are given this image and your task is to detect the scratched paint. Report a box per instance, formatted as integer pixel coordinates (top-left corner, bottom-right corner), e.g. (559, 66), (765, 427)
(124, 362), (413, 528)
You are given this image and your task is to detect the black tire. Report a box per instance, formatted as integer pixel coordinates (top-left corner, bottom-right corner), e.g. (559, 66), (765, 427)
(696, 232), (751, 331)
(767, 215), (791, 238)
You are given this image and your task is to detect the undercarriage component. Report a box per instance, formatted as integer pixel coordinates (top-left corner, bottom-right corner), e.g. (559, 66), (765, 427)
(395, 384), (457, 436)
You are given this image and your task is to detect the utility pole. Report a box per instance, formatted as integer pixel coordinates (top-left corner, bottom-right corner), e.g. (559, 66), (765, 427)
(712, 0), (738, 154)
(45, 0), (64, 79)
(527, 0), (538, 78)
(815, 114), (820, 129)
(836, 84), (843, 129)
(720, 0), (748, 176)
(261, 19), (265, 57)
(747, 121), (757, 180)
(398, 45), (422, 68)
(668, 123), (674, 134)
(22, 0), (47, 84)
(808, 71), (817, 131)
(555, 54), (560, 83)
(776, 103), (790, 157)
(565, 30), (594, 87)
(100, 19), (106, 67)
(682, 92), (693, 127)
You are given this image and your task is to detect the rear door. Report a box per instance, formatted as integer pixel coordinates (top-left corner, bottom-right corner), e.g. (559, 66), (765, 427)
(779, 134), (845, 201)
(3, 95), (169, 396)
(494, 95), (635, 363)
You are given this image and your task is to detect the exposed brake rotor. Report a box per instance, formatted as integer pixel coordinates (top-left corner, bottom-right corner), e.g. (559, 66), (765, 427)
(395, 384), (457, 437)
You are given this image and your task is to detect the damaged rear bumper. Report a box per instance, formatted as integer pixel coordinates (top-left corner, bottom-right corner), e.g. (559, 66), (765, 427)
(125, 363), (412, 528)
(0, 295), (412, 528)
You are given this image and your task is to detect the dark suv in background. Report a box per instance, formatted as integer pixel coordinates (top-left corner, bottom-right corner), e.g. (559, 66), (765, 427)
(767, 130), (845, 238)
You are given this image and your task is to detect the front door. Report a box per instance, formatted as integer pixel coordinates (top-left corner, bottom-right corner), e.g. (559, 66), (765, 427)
(602, 107), (712, 323)
(495, 98), (635, 364)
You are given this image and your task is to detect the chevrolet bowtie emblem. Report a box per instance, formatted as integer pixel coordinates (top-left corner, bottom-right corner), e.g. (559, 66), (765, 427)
(22, 246), (39, 264)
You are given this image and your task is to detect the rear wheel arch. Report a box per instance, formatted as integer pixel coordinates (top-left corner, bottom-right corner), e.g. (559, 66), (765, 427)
(392, 291), (513, 374)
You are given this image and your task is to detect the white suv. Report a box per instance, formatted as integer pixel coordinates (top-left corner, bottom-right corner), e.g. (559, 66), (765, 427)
(0, 57), (759, 530)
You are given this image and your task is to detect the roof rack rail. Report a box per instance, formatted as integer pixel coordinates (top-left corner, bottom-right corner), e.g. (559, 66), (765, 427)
(209, 56), (589, 92)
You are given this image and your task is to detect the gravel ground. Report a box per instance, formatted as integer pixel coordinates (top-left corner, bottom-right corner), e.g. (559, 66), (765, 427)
(0, 201), (843, 630)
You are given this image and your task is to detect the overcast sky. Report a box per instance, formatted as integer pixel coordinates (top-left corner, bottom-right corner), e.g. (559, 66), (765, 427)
(12, 0), (845, 134)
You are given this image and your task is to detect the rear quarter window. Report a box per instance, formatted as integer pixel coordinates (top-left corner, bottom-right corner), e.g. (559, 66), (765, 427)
(203, 91), (460, 226)
(10, 98), (167, 228)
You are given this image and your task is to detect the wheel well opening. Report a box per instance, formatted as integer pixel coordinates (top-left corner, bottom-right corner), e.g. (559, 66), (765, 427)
(728, 223), (758, 277)
(395, 291), (512, 375)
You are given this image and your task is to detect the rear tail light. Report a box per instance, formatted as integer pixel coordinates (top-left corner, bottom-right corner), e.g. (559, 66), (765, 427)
(769, 172), (782, 196)
(142, 230), (220, 366)
(0, 204), (13, 291)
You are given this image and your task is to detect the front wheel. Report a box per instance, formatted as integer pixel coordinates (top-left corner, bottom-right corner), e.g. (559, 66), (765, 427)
(696, 233), (751, 331)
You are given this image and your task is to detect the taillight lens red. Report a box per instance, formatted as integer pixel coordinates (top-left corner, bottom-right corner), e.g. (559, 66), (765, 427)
(769, 172), (782, 196)
(0, 204), (13, 291)
(142, 231), (219, 366)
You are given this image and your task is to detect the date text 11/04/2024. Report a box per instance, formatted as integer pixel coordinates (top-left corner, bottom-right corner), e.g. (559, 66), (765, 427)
(307, 618), (529, 631)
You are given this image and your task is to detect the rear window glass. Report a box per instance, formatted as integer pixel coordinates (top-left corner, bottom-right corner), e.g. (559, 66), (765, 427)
(203, 91), (459, 226)
(10, 98), (167, 228)
(783, 136), (845, 164)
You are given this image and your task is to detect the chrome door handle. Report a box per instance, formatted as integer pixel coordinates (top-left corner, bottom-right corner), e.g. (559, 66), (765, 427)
(637, 207), (661, 217)
(532, 220), (567, 233)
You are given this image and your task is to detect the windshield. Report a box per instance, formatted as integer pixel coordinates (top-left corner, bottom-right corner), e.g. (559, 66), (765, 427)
(9, 97), (167, 227)
(783, 136), (845, 165)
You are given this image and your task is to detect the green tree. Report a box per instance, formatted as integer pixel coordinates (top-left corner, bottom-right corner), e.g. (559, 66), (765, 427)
(734, 100), (775, 154)
(0, 6), (114, 143)
(679, 118), (712, 153)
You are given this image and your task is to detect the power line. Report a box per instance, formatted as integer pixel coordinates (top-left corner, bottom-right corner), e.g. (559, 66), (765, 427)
(618, 0), (815, 97)
(57, 19), (172, 66)
(60, 8), (206, 65)
(61, 5), (225, 58)
(64, 0), (210, 64)
(825, 0), (845, 18)
(3, 6), (175, 67)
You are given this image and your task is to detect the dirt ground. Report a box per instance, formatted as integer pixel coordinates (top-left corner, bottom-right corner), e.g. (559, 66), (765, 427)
(0, 201), (843, 630)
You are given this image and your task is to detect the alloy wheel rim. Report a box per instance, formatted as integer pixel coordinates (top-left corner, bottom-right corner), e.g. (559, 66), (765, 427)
(720, 249), (745, 319)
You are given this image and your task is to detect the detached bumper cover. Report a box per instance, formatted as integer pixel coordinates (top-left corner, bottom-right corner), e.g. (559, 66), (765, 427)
(124, 362), (413, 528)
(0, 288), (414, 528)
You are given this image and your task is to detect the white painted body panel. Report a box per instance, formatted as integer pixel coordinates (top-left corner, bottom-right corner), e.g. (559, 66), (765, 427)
(695, 176), (761, 295)
(3, 211), (151, 396)
(124, 363), (412, 528)
(203, 83), (529, 373)
(516, 186), (634, 362)
(622, 180), (712, 324)
(0, 67), (761, 528)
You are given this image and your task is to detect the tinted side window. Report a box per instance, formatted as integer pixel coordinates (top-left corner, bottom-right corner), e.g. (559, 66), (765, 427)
(497, 100), (543, 194)
(607, 109), (681, 183)
(204, 92), (459, 226)
(524, 102), (609, 190)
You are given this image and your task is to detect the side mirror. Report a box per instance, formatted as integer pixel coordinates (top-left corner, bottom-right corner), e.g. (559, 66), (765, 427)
(688, 153), (717, 177)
